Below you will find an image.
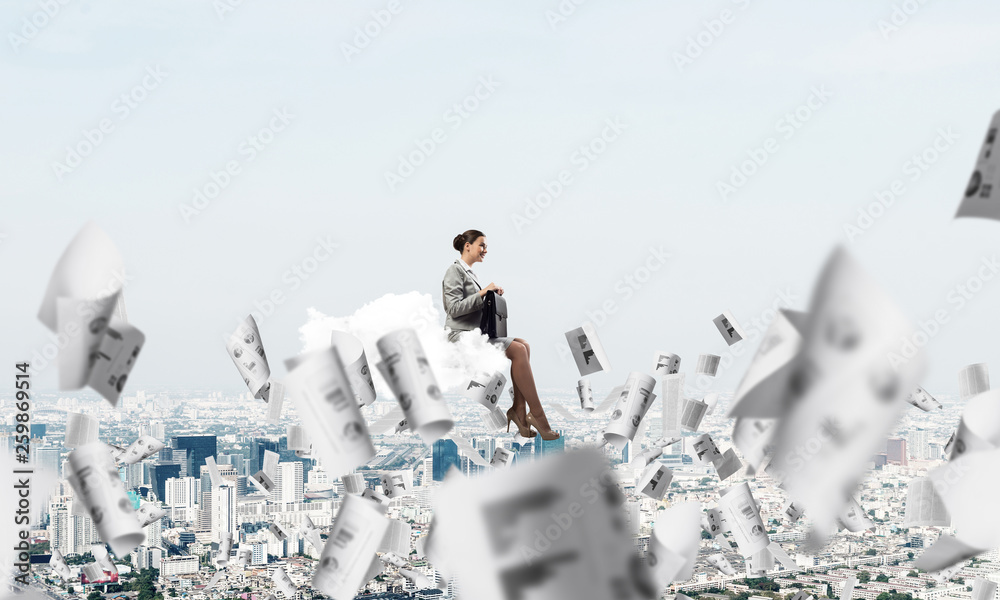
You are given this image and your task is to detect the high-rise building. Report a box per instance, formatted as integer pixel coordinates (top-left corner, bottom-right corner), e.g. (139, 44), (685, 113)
(146, 516), (163, 547)
(120, 462), (145, 490)
(909, 430), (930, 460)
(211, 484), (238, 543)
(30, 423), (46, 439)
(171, 435), (217, 478)
(271, 462), (304, 504)
(173, 449), (189, 478)
(420, 458), (434, 486)
(460, 437), (497, 477)
(200, 464), (238, 530)
(886, 438), (908, 465)
(432, 439), (460, 482)
(533, 431), (565, 458)
(148, 463), (181, 502)
(279, 436), (314, 480)
(34, 446), (62, 478)
(48, 500), (70, 554)
(927, 442), (944, 460)
(165, 477), (198, 508)
(131, 546), (164, 570)
(160, 555), (198, 576)
(474, 437), (496, 463)
(308, 466), (329, 486)
(139, 421), (166, 442)
(218, 453), (246, 477)
(249, 542), (267, 565)
(48, 498), (100, 555)
(460, 455), (478, 477)
(250, 438), (279, 475)
(625, 500), (641, 536)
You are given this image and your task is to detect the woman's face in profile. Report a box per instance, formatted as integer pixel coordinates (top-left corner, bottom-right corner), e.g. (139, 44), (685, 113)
(467, 236), (487, 262)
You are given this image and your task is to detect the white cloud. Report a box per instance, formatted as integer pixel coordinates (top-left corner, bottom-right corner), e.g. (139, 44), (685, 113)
(297, 291), (509, 396)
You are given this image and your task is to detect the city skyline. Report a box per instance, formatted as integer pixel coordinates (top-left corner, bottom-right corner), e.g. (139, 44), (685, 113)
(5, 380), (981, 599)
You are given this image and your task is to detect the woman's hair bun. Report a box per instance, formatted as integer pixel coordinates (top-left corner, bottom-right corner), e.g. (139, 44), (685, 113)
(453, 229), (485, 252)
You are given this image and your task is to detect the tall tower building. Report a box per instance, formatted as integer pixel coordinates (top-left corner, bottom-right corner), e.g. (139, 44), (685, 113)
(49, 499), (70, 555)
(271, 462), (304, 504)
(121, 462), (144, 490)
(48, 498), (101, 555)
(432, 439), (460, 482)
(218, 453), (246, 477)
(146, 516), (163, 548)
(165, 477), (198, 508)
(200, 464), (238, 530)
(171, 435), (217, 478)
(909, 430), (930, 460)
(474, 437), (497, 465)
(148, 463), (181, 502)
(172, 449), (189, 478)
(533, 431), (565, 458)
(420, 458), (434, 486)
(34, 446), (62, 478)
(886, 438), (908, 465)
(250, 438), (279, 475)
(211, 484), (238, 543)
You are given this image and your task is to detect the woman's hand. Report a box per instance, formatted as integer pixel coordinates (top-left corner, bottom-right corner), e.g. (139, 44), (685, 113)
(480, 282), (503, 296)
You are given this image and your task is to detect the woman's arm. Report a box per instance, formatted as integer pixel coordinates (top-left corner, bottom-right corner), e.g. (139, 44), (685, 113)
(442, 265), (485, 318)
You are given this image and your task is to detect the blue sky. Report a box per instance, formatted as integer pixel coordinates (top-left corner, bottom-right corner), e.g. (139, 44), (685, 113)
(3, 0), (1000, 397)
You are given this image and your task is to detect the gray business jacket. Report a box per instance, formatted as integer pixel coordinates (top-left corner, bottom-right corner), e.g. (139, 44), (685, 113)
(442, 259), (484, 341)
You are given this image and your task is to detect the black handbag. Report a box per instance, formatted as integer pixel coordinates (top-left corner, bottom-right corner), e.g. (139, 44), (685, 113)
(479, 290), (508, 338)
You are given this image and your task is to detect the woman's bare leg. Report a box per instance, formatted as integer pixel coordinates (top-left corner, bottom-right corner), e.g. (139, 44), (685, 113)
(506, 338), (553, 430)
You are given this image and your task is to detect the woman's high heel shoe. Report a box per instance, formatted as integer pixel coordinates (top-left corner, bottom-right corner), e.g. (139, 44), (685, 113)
(506, 407), (536, 437)
(525, 413), (560, 441)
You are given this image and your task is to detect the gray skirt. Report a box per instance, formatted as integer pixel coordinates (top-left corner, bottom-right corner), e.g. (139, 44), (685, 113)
(447, 328), (513, 352)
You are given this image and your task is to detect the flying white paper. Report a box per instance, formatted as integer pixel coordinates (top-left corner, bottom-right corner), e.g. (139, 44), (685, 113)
(564, 322), (612, 376)
(377, 328), (454, 444)
(67, 442), (144, 556)
(312, 493), (390, 600)
(284, 346), (376, 478)
(713, 311), (747, 346)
